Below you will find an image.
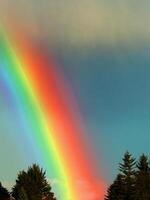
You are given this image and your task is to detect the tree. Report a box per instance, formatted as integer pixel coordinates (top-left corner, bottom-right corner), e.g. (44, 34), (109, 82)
(0, 182), (10, 200)
(119, 151), (136, 200)
(105, 174), (125, 200)
(18, 187), (28, 200)
(134, 154), (150, 200)
(12, 164), (56, 200)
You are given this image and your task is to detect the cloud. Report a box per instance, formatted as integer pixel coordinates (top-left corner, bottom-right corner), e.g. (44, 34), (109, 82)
(1, 1), (150, 47)
(47, 178), (106, 200)
(47, 178), (62, 186)
(2, 181), (14, 191)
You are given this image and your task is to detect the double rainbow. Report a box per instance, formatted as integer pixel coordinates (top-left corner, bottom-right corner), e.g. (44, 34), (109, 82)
(0, 28), (105, 199)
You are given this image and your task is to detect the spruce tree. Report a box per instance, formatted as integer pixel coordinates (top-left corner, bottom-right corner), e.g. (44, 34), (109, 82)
(119, 151), (136, 200)
(134, 154), (150, 200)
(12, 164), (56, 200)
(105, 174), (125, 200)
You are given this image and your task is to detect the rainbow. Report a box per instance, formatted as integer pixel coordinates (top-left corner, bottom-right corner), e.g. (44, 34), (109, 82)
(0, 27), (105, 200)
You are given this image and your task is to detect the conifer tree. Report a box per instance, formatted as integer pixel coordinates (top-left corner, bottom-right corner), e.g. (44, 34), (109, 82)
(134, 154), (150, 200)
(18, 187), (28, 200)
(12, 164), (56, 200)
(105, 174), (125, 200)
(105, 152), (136, 200)
(119, 151), (136, 200)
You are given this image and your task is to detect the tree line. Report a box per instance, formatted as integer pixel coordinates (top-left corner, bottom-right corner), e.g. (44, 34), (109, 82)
(2, 152), (150, 200)
(0, 164), (56, 200)
(105, 151), (150, 200)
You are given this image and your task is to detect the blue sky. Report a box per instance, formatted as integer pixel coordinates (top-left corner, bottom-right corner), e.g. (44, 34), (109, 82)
(55, 45), (150, 181)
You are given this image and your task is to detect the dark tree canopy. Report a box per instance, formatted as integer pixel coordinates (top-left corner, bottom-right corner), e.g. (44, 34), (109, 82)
(0, 182), (10, 200)
(105, 174), (125, 200)
(135, 154), (150, 200)
(119, 151), (136, 200)
(105, 152), (150, 200)
(18, 187), (28, 200)
(12, 164), (56, 200)
(119, 151), (136, 177)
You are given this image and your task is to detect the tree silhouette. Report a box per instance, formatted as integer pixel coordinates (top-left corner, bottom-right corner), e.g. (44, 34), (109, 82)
(0, 182), (10, 200)
(105, 151), (136, 200)
(105, 152), (150, 200)
(105, 174), (125, 200)
(134, 154), (150, 200)
(18, 187), (28, 200)
(119, 151), (136, 200)
(12, 164), (56, 200)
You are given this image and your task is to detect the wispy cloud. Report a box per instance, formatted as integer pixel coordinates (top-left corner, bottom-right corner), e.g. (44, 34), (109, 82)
(2, 180), (14, 191)
(47, 178), (106, 200)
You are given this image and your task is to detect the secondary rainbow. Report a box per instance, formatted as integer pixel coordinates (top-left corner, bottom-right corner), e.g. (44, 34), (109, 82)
(0, 28), (105, 199)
